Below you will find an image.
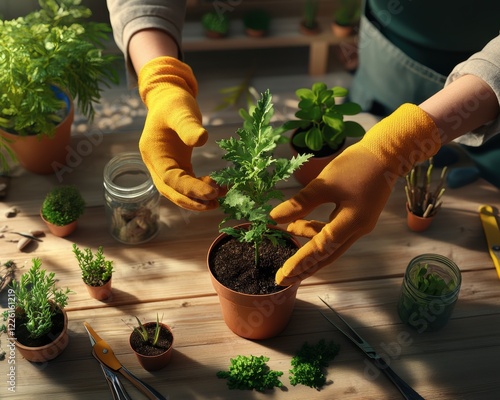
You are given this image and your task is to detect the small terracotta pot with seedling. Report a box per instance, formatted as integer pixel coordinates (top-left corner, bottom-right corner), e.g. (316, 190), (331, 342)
(72, 244), (114, 301)
(129, 315), (174, 371)
(405, 158), (448, 232)
(41, 185), (85, 237)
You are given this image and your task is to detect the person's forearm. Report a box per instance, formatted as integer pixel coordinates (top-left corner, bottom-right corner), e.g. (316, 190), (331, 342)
(128, 29), (179, 74)
(419, 74), (499, 144)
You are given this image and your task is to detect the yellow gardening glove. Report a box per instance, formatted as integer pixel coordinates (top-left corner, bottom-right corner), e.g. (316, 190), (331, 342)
(138, 56), (219, 211)
(271, 104), (442, 286)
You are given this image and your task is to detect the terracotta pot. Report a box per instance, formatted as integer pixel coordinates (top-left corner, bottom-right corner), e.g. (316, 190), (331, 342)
(207, 225), (300, 340)
(40, 211), (78, 237)
(331, 22), (355, 38)
(0, 88), (74, 175)
(299, 21), (321, 36)
(406, 204), (435, 232)
(10, 307), (69, 363)
(130, 322), (174, 371)
(245, 28), (267, 38)
(85, 278), (113, 301)
(291, 136), (346, 187)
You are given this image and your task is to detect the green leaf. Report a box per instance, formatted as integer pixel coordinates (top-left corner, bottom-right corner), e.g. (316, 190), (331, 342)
(304, 126), (324, 151)
(343, 120), (366, 137)
(335, 101), (362, 115)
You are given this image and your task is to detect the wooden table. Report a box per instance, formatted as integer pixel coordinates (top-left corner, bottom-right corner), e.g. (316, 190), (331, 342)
(1, 124), (500, 399)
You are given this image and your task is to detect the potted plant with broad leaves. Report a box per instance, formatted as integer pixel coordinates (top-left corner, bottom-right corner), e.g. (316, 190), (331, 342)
(128, 314), (174, 371)
(300, 0), (321, 36)
(41, 185), (86, 237)
(405, 158), (447, 232)
(283, 82), (365, 185)
(201, 11), (230, 38)
(8, 258), (73, 362)
(208, 89), (311, 340)
(72, 244), (114, 301)
(0, 0), (119, 175)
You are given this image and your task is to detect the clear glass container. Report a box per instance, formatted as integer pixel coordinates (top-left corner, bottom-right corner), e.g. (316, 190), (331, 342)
(103, 152), (160, 244)
(397, 254), (461, 332)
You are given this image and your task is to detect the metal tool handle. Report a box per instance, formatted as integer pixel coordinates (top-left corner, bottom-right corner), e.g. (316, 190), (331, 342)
(378, 358), (425, 400)
(120, 365), (168, 400)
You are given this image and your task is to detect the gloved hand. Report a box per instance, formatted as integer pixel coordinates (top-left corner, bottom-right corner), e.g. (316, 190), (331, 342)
(271, 104), (442, 286)
(138, 56), (219, 211)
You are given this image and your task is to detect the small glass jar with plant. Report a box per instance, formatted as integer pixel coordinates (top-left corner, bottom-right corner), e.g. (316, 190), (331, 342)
(397, 254), (462, 332)
(41, 185), (85, 236)
(9, 258), (73, 361)
(72, 244), (114, 300)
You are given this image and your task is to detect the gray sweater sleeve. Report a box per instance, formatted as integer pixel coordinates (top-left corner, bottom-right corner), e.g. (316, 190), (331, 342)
(106, 0), (187, 84)
(445, 34), (500, 146)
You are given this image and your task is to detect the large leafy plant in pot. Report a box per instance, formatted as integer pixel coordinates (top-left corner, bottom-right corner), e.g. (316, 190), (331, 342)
(208, 89), (311, 340)
(0, 0), (119, 174)
(283, 82), (365, 185)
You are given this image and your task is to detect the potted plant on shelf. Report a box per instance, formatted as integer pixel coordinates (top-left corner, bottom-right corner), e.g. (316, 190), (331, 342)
(8, 258), (73, 362)
(72, 244), (114, 301)
(405, 158), (448, 232)
(201, 11), (230, 38)
(208, 89), (311, 340)
(41, 185), (86, 237)
(282, 82), (365, 186)
(331, 0), (361, 37)
(0, 0), (119, 174)
(128, 314), (174, 371)
(243, 9), (271, 37)
(300, 0), (321, 36)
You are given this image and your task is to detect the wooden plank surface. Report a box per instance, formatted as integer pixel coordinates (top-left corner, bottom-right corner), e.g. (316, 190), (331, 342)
(1, 124), (500, 399)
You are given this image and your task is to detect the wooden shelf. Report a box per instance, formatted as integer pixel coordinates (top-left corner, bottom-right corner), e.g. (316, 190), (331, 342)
(182, 17), (357, 75)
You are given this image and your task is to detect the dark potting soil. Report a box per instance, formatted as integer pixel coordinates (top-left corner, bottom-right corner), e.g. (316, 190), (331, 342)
(209, 236), (298, 295)
(15, 310), (65, 347)
(130, 325), (173, 356)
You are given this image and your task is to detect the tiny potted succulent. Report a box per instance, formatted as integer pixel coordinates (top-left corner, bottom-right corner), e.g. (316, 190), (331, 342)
(72, 244), (114, 301)
(300, 0), (321, 35)
(405, 158), (447, 232)
(208, 89), (311, 340)
(201, 11), (230, 38)
(41, 185), (86, 237)
(8, 258), (73, 362)
(128, 314), (174, 371)
(332, 0), (361, 37)
(0, 0), (119, 174)
(243, 9), (271, 37)
(283, 82), (365, 185)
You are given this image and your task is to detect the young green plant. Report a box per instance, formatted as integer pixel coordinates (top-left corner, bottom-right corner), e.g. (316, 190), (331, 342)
(210, 89), (312, 265)
(72, 244), (114, 287)
(133, 314), (163, 347)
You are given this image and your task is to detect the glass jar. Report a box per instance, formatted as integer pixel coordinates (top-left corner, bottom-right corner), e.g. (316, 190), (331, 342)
(397, 254), (461, 332)
(103, 152), (160, 244)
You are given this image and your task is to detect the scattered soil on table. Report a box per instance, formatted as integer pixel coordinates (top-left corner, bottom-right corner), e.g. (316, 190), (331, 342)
(209, 235), (298, 295)
(130, 325), (173, 356)
(15, 309), (65, 347)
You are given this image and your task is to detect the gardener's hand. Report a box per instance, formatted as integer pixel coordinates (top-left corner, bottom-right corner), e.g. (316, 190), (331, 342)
(271, 104), (442, 286)
(138, 56), (219, 211)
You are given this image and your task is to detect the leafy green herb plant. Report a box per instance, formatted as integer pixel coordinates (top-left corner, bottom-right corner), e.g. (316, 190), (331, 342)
(283, 82), (365, 154)
(41, 185), (85, 226)
(217, 355), (283, 392)
(72, 244), (114, 287)
(211, 89), (311, 266)
(289, 339), (340, 389)
(412, 263), (456, 295)
(10, 258), (72, 340)
(0, 0), (119, 138)
(201, 11), (230, 37)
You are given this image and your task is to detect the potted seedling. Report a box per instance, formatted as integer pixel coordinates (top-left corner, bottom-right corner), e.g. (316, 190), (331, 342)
(405, 158), (447, 232)
(243, 9), (271, 37)
(208, 89), (311, 340)
(0, 0), (119, 174)
(72, 244), (114, 301)
(41, 185), (86, 237)
(8, 258), (73, 362)
(282, 82), (365, 185)
(300, 0), (321, 35)
(128, 314), (174, 371)
(332, 0), (361, 37)
(201, 11), (230, 38)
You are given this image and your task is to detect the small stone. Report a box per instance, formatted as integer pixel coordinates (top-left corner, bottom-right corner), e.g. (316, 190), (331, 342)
(29, 230), (45, 238)
(5, 207), (18, 218)
(17, 237), (32, 251)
